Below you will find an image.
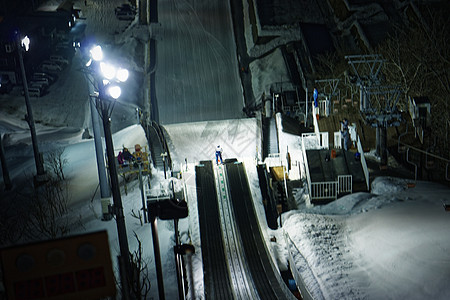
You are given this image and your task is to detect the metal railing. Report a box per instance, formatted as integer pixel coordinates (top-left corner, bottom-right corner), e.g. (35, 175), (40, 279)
(338, 175), (352, 194)
(312, 105), (320, 143)
(151, 121), (172, 170)
(284, 231), (324, 300)
(356, 136), (370, 190)
(309, 175), (352, 200)
(301, 137), (313, 202)
(398, 139), (450, 182)
(301, 133), (355, 200)
(310, 181), (338, 200)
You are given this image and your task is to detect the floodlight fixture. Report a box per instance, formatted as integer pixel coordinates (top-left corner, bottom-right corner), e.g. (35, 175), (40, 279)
(116, 68), (129, 82)
(100, 62), (116, 80)
(107, 85), (121, 99)
(90, 45), (103, 61)
(21, 36), (30, 51)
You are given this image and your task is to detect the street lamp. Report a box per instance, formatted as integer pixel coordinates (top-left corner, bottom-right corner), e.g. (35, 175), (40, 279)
(16, 31), (45, 180)
(86, 44), (131, 299)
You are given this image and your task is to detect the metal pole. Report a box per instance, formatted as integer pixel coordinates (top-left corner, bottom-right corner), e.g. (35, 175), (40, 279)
(16, 32), (45, 178)
(139, 163), (148, 223)
(0, 134), (12, 190)
(305, 87), (308, 127)
(161, 152), (167, 179)
(86, 74), (110, 200)
(101, 102), (131, 300)
(173, 219), (184, 300)
(149, 205), (165, 300)
(86, 74), (111, 221)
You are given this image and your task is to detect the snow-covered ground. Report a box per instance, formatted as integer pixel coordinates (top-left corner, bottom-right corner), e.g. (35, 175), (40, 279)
(1, 1), (450, 299)
(2, 111), (450, 299)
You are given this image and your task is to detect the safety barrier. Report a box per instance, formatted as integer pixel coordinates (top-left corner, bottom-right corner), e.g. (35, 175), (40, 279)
(284, 231), (324, 300)
(301, 133), (355, 200)
(301, 137), (313, 202)
(309, 175), (352, 200)
(338, 175), (352, 194)
(356, 136), (370, 190)
(310, 181), (338, 200)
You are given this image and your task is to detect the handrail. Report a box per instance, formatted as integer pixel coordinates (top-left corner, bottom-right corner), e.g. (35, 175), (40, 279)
(398, 124), (408, 153)
(425, 137), (437, 169)
(301, 137), (312, 201)
(398, 140), (450, 163)
(400, 140), (450, 182)
(312, 104), (321, 144)
(406, 148), (418, 182)
(151, 121), (173, 171)
(284, 230), (324, 300)
(356, 135), (370, 190)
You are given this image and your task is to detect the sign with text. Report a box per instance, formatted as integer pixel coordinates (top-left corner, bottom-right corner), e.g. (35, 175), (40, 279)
(1, 231), (115, 300)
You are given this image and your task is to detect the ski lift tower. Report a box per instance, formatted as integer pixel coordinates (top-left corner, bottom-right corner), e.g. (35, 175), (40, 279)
(345, 54), (402, 166)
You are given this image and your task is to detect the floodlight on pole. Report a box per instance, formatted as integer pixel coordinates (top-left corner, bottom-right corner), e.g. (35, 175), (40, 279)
(21, 36), (30, 51)
(100, 62), (116, 80)
(84, 44), (132, 299)
(16, 31), (45, 179)
(90, 45), (103, 61)
(107, 85), (121, 99)
(116, 68), (129, 82)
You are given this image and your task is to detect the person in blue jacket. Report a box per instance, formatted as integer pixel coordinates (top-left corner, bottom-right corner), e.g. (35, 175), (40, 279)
(313, 88), (318, 108)
(341, 118), (350, 150)
(215, 145), (223, 165)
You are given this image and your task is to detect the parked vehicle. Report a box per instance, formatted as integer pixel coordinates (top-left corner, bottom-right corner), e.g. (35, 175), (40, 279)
(30, 77), (49, 86)
(115, 3), (136, 14)
(49, 55), (69, 66)
(42, 60), (65, 69)
(31, 76), (50, 86)
(29, 81), (48, 91)
(22, 87), (43, 97)
(0, 75), (13, 94)
(33, 72), (56, 83)
(115, 3), (136, 20)
(55, 41), (72, 52)
(115, 10), (135, 20)
(39, 62), (62, 73)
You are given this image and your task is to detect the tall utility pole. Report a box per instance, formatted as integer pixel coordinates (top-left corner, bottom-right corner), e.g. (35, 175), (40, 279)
(0, 134), (12, 190)
(98, 97), (131, 300)
(86, 44), (131, 298)
(16, 31), (45, 179)
(85, 73), (111, 220)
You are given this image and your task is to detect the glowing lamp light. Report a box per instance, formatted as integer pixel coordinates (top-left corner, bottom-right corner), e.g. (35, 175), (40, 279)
(107, 85), (121, 99)
(90, 45), (103, 61)
(21, 36), (30, 51)
(100, 62), (116, 80)
(116, 68), (129, 82)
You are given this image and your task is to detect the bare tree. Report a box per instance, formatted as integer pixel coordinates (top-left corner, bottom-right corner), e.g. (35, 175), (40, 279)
(25, 148), (72, 240)
(377, 3), (450, 155)
(45, 146), (68, 180)
(129, 232), (152, 299)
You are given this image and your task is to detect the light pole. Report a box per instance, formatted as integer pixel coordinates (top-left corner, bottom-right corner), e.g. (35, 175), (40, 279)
(85, 71), (111, 220)
(16, 31), (45, 180)
(85, 45), (131, 299)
